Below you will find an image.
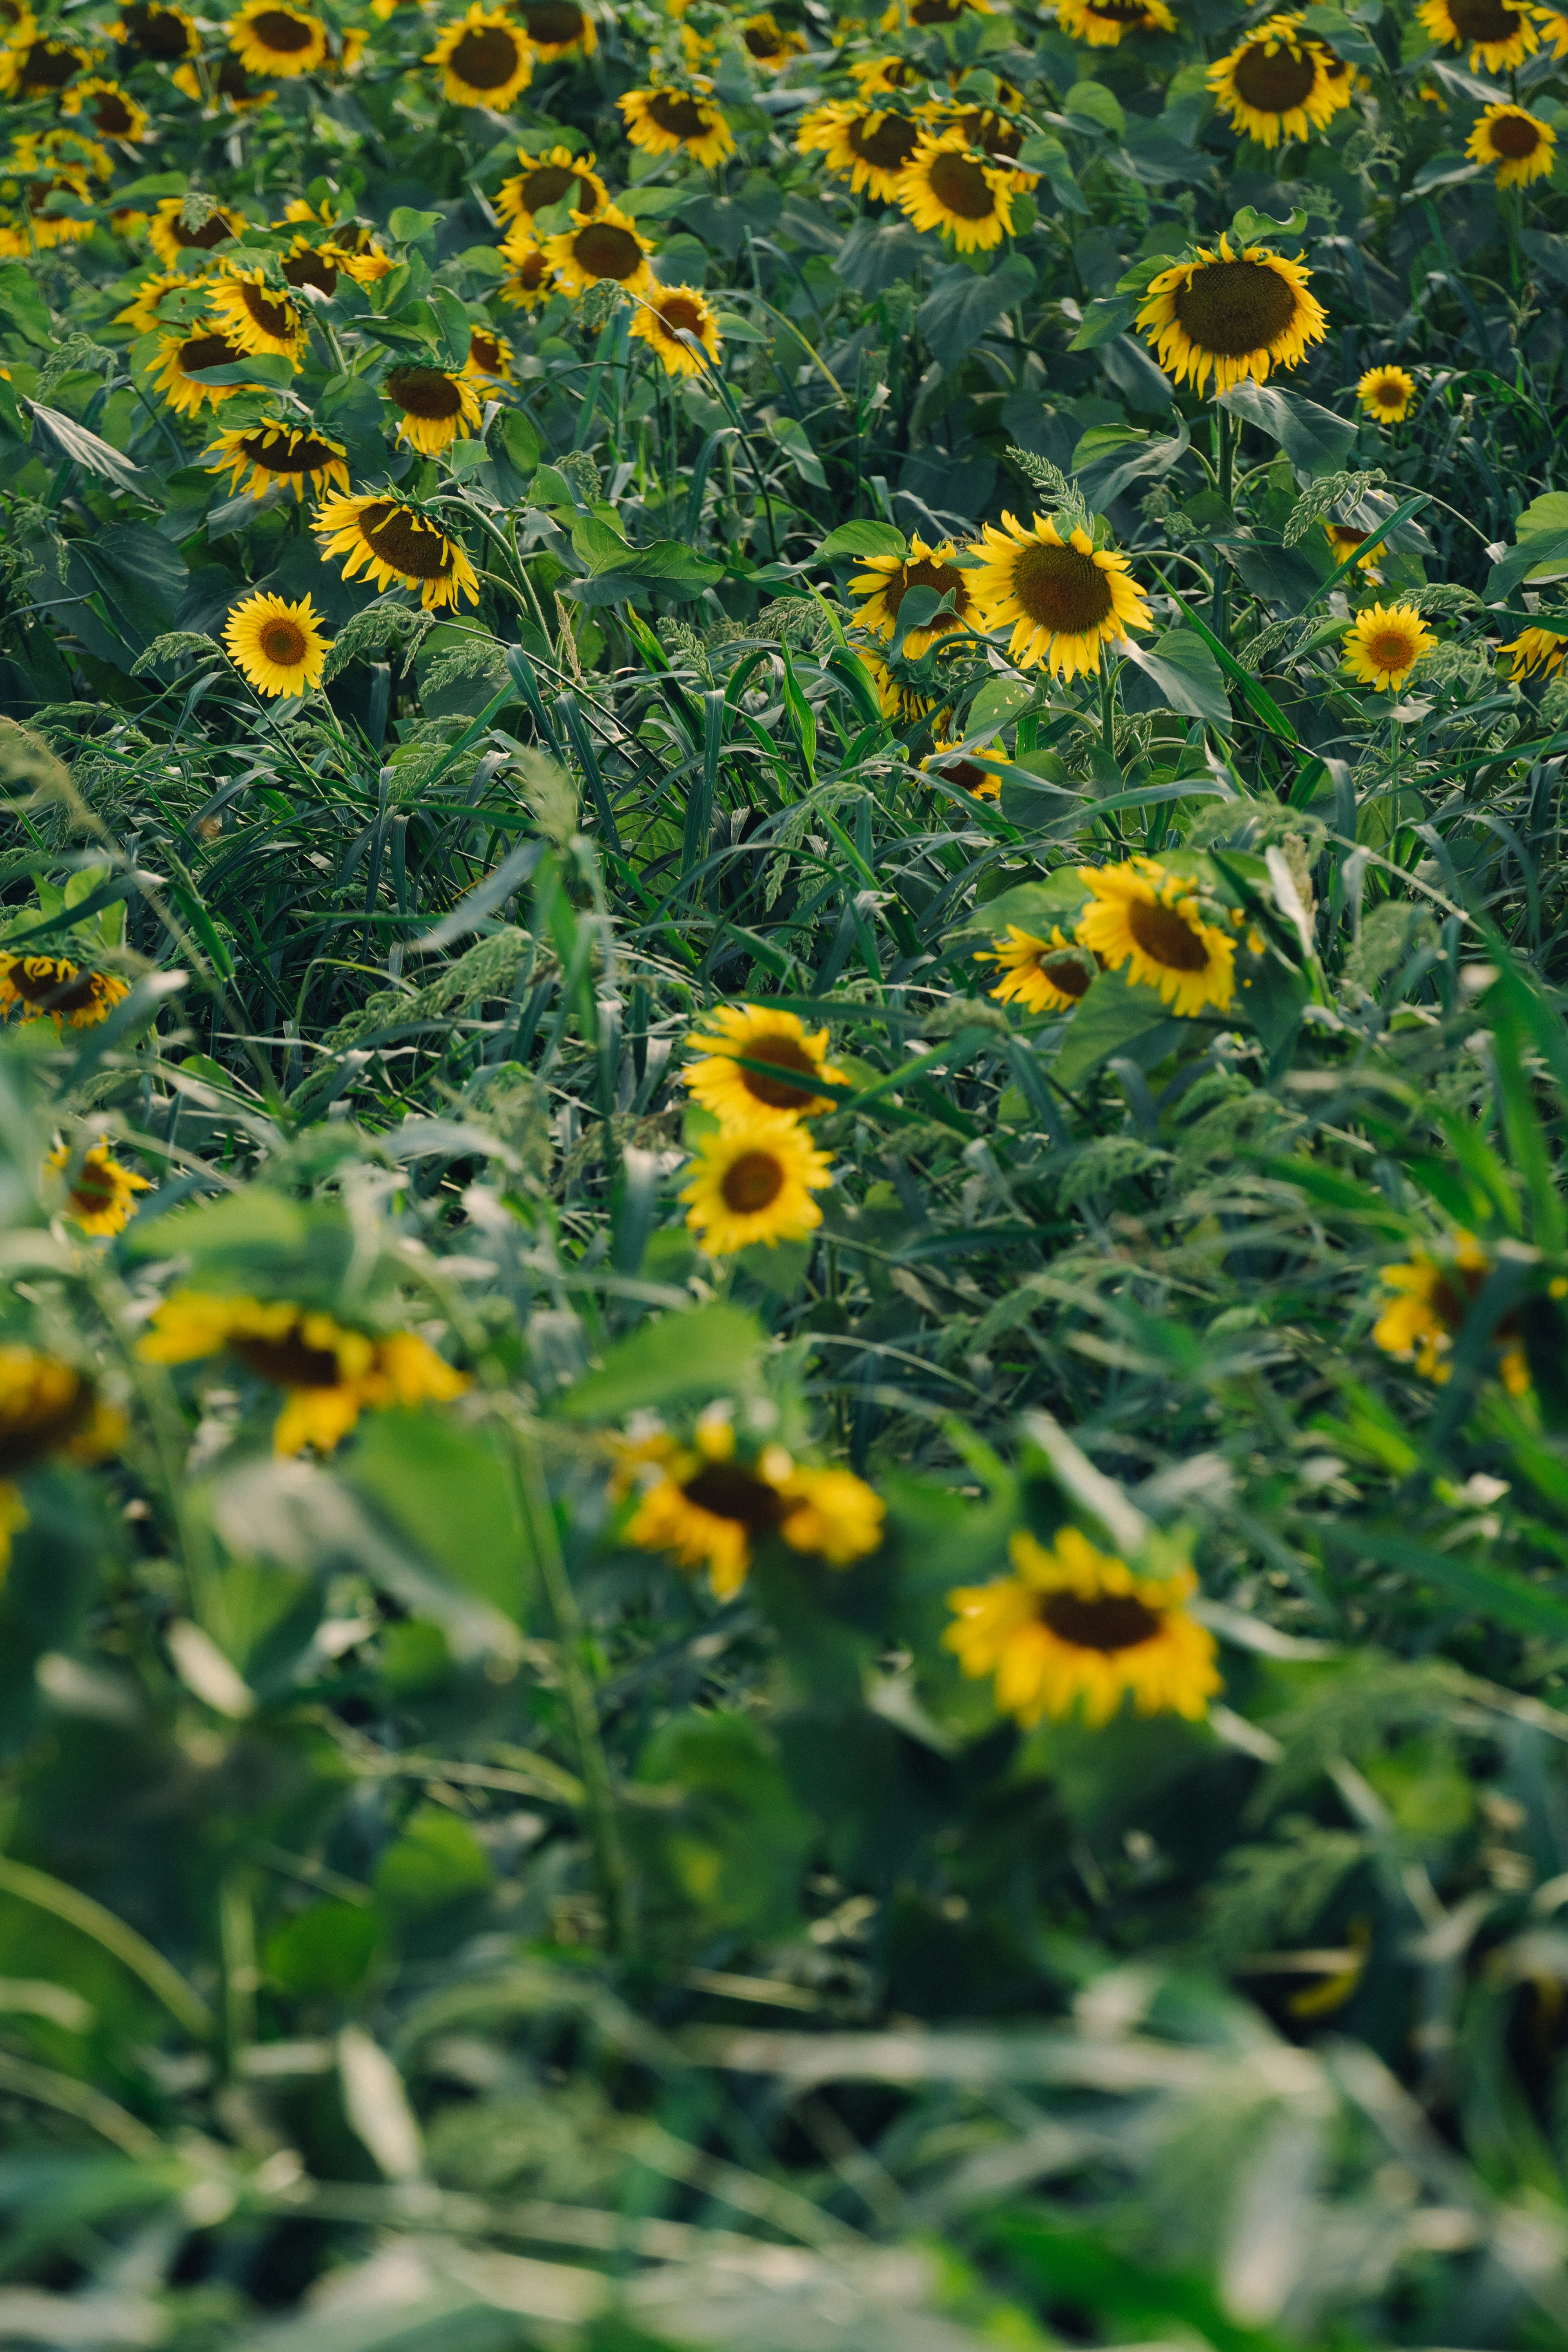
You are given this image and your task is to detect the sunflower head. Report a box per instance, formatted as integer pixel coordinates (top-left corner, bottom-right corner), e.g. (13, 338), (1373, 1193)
(542, 203), (656, 296)
(516, 0), (597, 53)
(46, 1140), (149, 1237)
(979, 923), (1100, 1013)
(498, 235), (555, 309)
(227, 0), (328, 74)
(1500, 625), (1568, 681)
(967, 511), (1151, 681)
(60, 76), (149, 140)
(148, 325), (249, 414)
(679, 1113), (835, 1256)
(1416, 0), (1539, 69)
(114, 1), (200, 57)
(794, 98), (922, 198)
(1323, 520), (1382, 579)
(1138, 235), (1328, 395)
(146, 194), (238, 268)
(1355, 363), (1416, 422)
(426, 2), (535, 105)
(1373, 1233), (1530, 1396)
(630, 282), (722, 377)
(924, 741), (1006, 799)
(382, 361), (484, 454)
(1207, 13), (1352, 147)
(1341, 601), (1437, 694)
(624, 1419), (883, 1597)
(0, 955), (130, 1031)
(207, 418), (349, 503)
(1052, 0), (1176, 42)
(497, 143), (607, 232)
(848, 531), (973, 655)
(1075, 857), (1237, 1018)
(314, 492), (480, 610)
(1466, 100), (1556, 183)
(894, 123), (1020, 252)
(739, 10), (807, 65)
(0, 1345), (97, 1476)
(207, 265), (307, 359)
(684, 1004), (846, 1124)
(618, 82), (736, 167)
(223, 591), (332, 698)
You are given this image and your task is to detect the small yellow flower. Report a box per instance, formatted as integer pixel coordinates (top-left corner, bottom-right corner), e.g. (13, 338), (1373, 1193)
(1341, 601), (1436, 694)
(60, 76), (150, 141)
(967, 513), (1150, 681)
(630, 283), (722, 378)
(1373, 1232), (1529, 1395)
(979, 924), (1101, 1014)
(1466, 101), (1556, 185)
(1137, 235), (1328, 396)
(624, 1420), (883, 1597)
(1075, 858), (1237, 1017)
(46, 1140), (149, 1236)
(619, 80), (735, 166)
(0, 955), (130, 1030)
(1356, 363), (1417, 422)
(737, 11), (807, 66)
(679, 1115), (834, 1255)
(684, 1004), (846, 1124)
(146, 194), (240, 268)
(223, 591), (332, 698)
(226, 0), (327, 74)
(1207, 13), (1353, 148)
(206, 419), (350, 502)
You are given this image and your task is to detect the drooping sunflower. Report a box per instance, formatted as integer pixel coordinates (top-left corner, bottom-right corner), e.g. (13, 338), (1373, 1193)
(172, 52), (275, 107)
(847, 51), (921, 91)
(894, 123), (1020, 253)
(542, 205), (656, 297)
(0, 955), (131, 1030)
(1075, 857), (1236, 1017)
(146, 194), (239, 268)
(684, 1004), (846, 1125)
(946, 1526), (1221, 1730)
(1207, 15), (1352, 146)
(967, 513), (1151, 681)
(46, 1140), (149, 1237)
(1466, 100), (1557, 184)
(113, 0), (200, 58)
(465, 325), (514, 381)
(978, 924), (1101, 1014)
(381, 362), (484, 456)
(1356, 362), (1417, 422)
(1341, 601), (1436, 694)
(516, 0), (596, 53)
(861, 649), (947, 729)
(116, 269), (191, 336)
(1323, 520), (1382, 579)
(59, 76), (149, 141)
(739, 11), (807, 66)
(680, 1114), (835, 1256)
(1499, 625), (1568, 679)
(619, 82), (735, 166)
(498, 236), (554, 310)
(227, 0), (327, 73)
(795, 98), (922, 199)
(0, 35), (96, 93)
(1054, 0), (1174, 41)
(148, 326), (249, 415)
(138, 1293), (467, 1456)
(630, 282), (722, 378)
(275, 234), (377, 297)
(206, 267), (308, 360)
(314, 494), (481, 610)
(1137, 236), (1328, 394)
(426, 4), (534, 106)
(1416, 0), (1540, 70)
(849, 531), (974, 657)
(923, 737), (1007, 798)
(223, 591), (333, 698)
(1373, 1232), (1529, 1396)
(208, 419), (350, 502)
(497, 144), (607, 234)
(931, 102), (1033, 169)
(623, 1420), (883, 1599)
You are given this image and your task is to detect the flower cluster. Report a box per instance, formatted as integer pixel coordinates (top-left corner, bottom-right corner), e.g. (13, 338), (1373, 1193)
(677, 1004), (843, 1258)
(980, 858), (1242, 1022)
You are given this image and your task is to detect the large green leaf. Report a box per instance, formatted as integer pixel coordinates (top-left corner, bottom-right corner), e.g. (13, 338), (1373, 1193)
(557, 1303), (766, 1420)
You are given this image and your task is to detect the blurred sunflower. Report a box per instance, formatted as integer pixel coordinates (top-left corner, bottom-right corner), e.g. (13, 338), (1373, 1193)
(1373, 1233), (1529, 1395)
(1540, 2), (1568, 49)
(1138, 237), (1327, 393)
(624, 1421), (883, 1598)
(542, 204), (655, 296)
(59, 76), (149, 141)
(0, 143), (99, 254)
(223, 592), (333, 697)
(207, 418), (350, 500)
(739, 11), (807, 65)
(148, 326), (248, 415)
(116, 268), (189, 334)
(0, 0), (38, 44)
(861, 648), (946, 727)
(849, 531), (974, 656)
(277, 235), (378, 297)
(1499, 625), (1568, 679)
(226, 0), (327, 73)
(1323, 520), (1383, 578)
(895, 123), (1020, 252)
(314, 494), (480, 608)
(1417, 0), (1539, 69)
(497, 236), (554, 308)
(172, 51), (274, 106)
(465, 324), (514, 380)
(847, 50), (921, 89)
(1466, 100), (1556, 183)
(515, 0), (596, 52)
(680, 1114), (834, 1255)
(426, 3), (534, 105)
(112, 0), (199, 58)
(1341, 602), (1436, 693)
(1054, 0), (1174, 40)
(923, 740), (1007, 799)
(381, 362), (484, 455)
(795, 98), (921, 198)
(1356, 362), (1417, 421)
(619, 81), (735, 165)
(497, 144), (607, 233)
(0, 34), (96, 93)
(979, 924), (1100, 1013)
(968, 513), (1150, 680)
(882, 0), (990, 27)
(1207, 13), (1352, 145)
(0, 955), (130, 1030)
(146, 194), (238, 267)
(684, 1004), (846, 1123)
(46, 1140), (149, 1238)
(207, 266), (307, 359)
(946, 1526), (1221, 1729)
(630, 282), (721, 377)
(932, 102), (1032, 167)
(0, 1346), (116, 1568)
(1076, 858), (1236, 1016)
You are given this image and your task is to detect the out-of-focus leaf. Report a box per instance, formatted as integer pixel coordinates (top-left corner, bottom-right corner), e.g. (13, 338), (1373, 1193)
(557, 1303), (765, 1421)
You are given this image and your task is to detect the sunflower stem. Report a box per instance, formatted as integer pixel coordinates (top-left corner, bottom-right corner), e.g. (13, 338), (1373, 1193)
(1100, 655), (1119, 757)
(1212, 405), (1233, 648)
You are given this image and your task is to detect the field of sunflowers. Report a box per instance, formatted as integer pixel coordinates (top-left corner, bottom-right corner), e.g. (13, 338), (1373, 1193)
(9, 0), (1568, 2335)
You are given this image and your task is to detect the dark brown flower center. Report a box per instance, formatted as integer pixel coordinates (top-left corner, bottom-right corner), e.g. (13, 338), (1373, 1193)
(1447, 0), (1519, 39)
(7, 958), (98, 1013)
(261, 619), (308, 665)
(1492, 110), (1542, 155)
(233, 1333), (343, 1387)
(1087, 0), (1149, 19)
(849, 111), (919, 170)
(518, 161), (589, 210)
(573, 222), (644, 279)
(682, 1462), (786, 1529)
(884, 555), (968, 624)
(722, 1031), (822, 1109)
(451, 23), (521, 85)
(928, 150), (997, 220)
(1172, 257), (1300, 357)
(180, 330), (243, 371)
(249, 8), (314, 49)
(513, 250), (548, 289)
(1232, 38), (1319, 113)
(659, 294), (706, 339)
(648, 89), (711, 139)
(1370, 374), (1404, 403)
(216, 57), (256, 96)
(20, 42), (82, 88)
(744, 20), (785, 55)
(521, 0), (583, 36)
(470, 330), (504, 370)
(283, 246), (338, 294)
(172, 210), (233, 250)
(388, 364), (464, 420)
(71, 1163), (124, 1214)
(720, 1150), (786, 1213)
(0, 1365), (92, 1475)
(1127, 897), (1209, 973)
(1041, 1591), (1162, 1651)
(241, 428), (335, 473)
(1041, 949), (1096, 998)
(950, 107), (1025, 160)
(124, 3), (194, 55)
(1327, 525), (1370, 550)
(1011, 540), (1114, 635)
(238, 280), (299, 338)
(361, 503), (455, 580)
(91, 89), (138, 134)
(910, 0), (960, 23)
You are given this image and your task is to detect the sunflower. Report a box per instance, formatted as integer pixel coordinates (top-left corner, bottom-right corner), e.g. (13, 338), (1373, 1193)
(0, 955), (131, 1030)
(381, 362), (484, 455)
(923, 741), (1007, 799)
(498, 236), (555, 309)
(1323, 521), (1382, 579)
(276, 234), (381, 297)
(113, 0), (198, 54)
(206, 267), (308, 360)
(0, 144), (100, 254)
(1466, 100), (1556, 184)
(619, 82), (736, 166)
(894, 123), (1020, 253)
(1356, 363), (1417, 422)
(516, 0), (596, 53)
(223, 592), (332, 698)
(861, 649), (947, 728)
(1138, 237), (1328, 395)
(946, 1526), (1221, 1730)
(739, 10), (807, 65)
(59, 77), (149, 141)
(1207, 15), (1352, 147)
(1416, 0), (1540, 69)
(1054, 0), (1174, 40)
(146, 194), (239, 268)
(227, 0), (326, 72)
(1499, 625), (1568, 679)
(497, 144), (608, 234)
(0, 36), (96, 93)
(630, 282), (721, 378)
(849, 531), (974, 657)
(116, 271), (190, 336)
(426, 4), (534, 106)
(1341, 601), (1436, 694)
(0, 1344), (120, 1566)
(148, 326), (249, 416)
(967, 512), (1150, 682)
(465, 324), (514, 381)
(45, 1140), (149, 1237)
(1076, 857), (1236, 1017)
(846, 50), (921, 90)
(542, 205), (656, 297)
(0, 0), (36, 38)
(931, 102), (1033, 168)
(172, 52), (275, 107)
(684, 1004), (846, 1124)
(1541, 3), (1568, 50)
(1373, 1233), (1529, 1396)
(314, 493), (481, 610)
(680, 1114), (834, 1256)
(882, 0), (989, 27)
(138, 1293), (467, 1456)
(624, 1421), (883, 1599)
(795, 98), (922, 199)
(211, 418), (344, 504)
(978, 924), (1100, 1014)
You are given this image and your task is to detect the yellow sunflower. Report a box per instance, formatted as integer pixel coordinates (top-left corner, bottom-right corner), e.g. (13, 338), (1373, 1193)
(849, 531), (974, 657)
(0, 35), (96, 93)
(1417, 0), (1540, 69)
(1466, 100), (1556, 183)
(1138, 236), (1328, 394)
(978, 924), (1101, 1014)
(116, 269), (190, 336)
(1341, 601), (1436, 694)
(894, 123), (1020, 253)
(516, 0), (596, 53)
(624, 1421), (883, 1598)
(946, 1525), (1221, 1729)
(1054, 0), (1174, 40)
(314, 494), (481, 610)
(146, 194), (239, 268)
(0, 955), (130, 1030)
(967, 512), (1151, 682)
(923, 740), (1007, 799)
(795, 98), (922, 198)
(59, 76), (149, 141)
(206, 267), (308, 360)
(542, 204), (655, 297)
(426, 4), (534, 105)
(881, 0), (989, 27)
(931, 102), (1033, 169)
(738, 10), (807, 66)
(381, 362), (484, 456)
(1356, 363), (1417, 422)
(619, 82), (736, 166)
(1075, 857), (1236, 1017)
(45, 1140), (149, 1237)
(227, 0), (327, 72)
(680, 1114), (834, 1256)
(113, 0), (200, 58)
(1207, 14), (1352, 146)
(0, 1344), (121, 1567)
(1373, 1232), (1529, 1396)
(1540, 3), (1568, 50)
(1323, 521), (1382, 579)
(138, 1293), (467, 1457)
(148, 326), (249, 416)
(498, 236), (555, 310)
(861, 649), (947, 728)
(223, 592), (332, 698)
(497, 144), (607, 234)
(465, 324), (514, 381)
(630, 282), (722, 378)
(172, 52), (275, 107)
(684, 1004), (846, 1124)
(1500, 625), (1568, 679)
(276, 235), (381, 298)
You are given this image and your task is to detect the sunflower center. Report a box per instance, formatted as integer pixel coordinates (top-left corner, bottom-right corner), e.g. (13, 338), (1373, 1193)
(0, 1367), (91, 1475)
(451, 24), (522, 86)
(1172, 258), (1300, 357)
(1329, 525), (1370, 550)
(1041, 1591), (1163, 1651)
(126, 4), (192, 54)
(239, 281), (298, 338)
(1087, 0), (1148, 17)
(744, 22), (783, 55)
(215, 57), (254, 95)
(647, 90), (710, 138)
(1041, 950), (1096, 999)
(21, 43), (80, 87)
(1127, 896), (1209, 973)
(250, 8), (314, 48)
(1367, 629), (1416, 671)
(1492, 110), (1542, 155)
(927, 150), (998, 219)
(885, 555), (968, 623)
(8, 959), (98, 1013)
(521, 0), (583, 37)
(659, 294), (706, 337)
(362, 503), (454, 580)
(93, 91), (136, 134)
(681, 1462), (786, 1530)
(910, 0), (961, 22)
(283, 247), (338, 294)
(173, 212), (232, 250)
(1232, 38), (1319, 113)
(720, 1150), (786, 1214)
(388, 365), (463, 420)
(261, 618), (308, 666)
(1372, 374), (1403, 402)
(513, 250), (548, 288)
(233, 1333), (344, 1388)
(573, 222), (644, 280)
(1009, 540), (1115, 636)
(951, 108), (1025, 160)
(935, 756), (993, 795)
(727, 1033), (823, 1109)
(519, 162), (581, 209)
(180, 330), (241, 372)
(70, 1164), (122, 1214)
(470, 330), (503, 370)
(1447, 0), (1520, 39)
(849, 111), (920, 169)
